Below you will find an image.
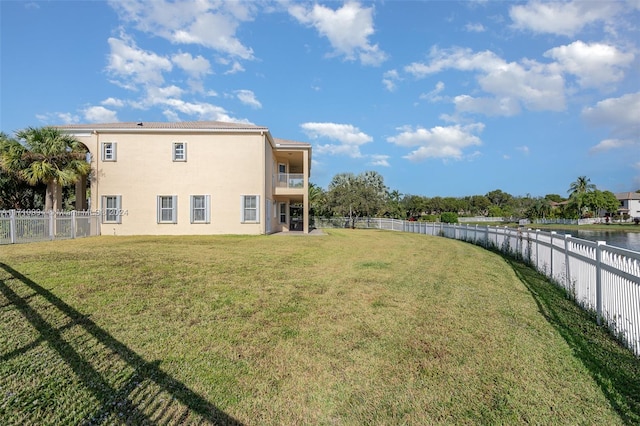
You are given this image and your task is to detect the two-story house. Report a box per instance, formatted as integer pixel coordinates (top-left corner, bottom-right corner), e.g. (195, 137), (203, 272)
(616, 192), (640, 220)
(57, 121), (311, 235)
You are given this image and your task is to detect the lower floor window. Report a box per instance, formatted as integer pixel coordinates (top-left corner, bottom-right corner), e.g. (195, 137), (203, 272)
(190, 195), (210, 223)
(102, 195), (122, 223)
(157, 195), (177, 223)
(241, 195), (259, 222)
(279, 202), (287, 224)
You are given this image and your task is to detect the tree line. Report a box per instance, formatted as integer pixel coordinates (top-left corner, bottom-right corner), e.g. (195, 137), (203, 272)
(310, 171), (629, 223)
(0, 127), (90, 211)
(0, 127), (632, 222)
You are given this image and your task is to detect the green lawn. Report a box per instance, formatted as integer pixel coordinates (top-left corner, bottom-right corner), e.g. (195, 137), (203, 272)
(1, 229), (638, 425)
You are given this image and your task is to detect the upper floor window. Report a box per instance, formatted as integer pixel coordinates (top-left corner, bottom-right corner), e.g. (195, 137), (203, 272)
(173, 142), (187, 161)
(278, 163), (287, 182)
(102, 142), (117, 161)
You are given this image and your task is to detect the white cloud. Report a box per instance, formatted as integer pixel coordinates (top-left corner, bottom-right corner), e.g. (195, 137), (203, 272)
(106, 34), (172, 89)
(289, 2), (387, 66)
(509, 1), (622, 37)
(454, 95), (521, 116)
(583, 92), (640, 152)
(516, 145), (530, 155)
(406, 47), (565, 116)
(139, 85), (185, 107)
(387, 123), (484, 162)
(301, 122), (373, 158)
(236, 90), (262, 109)
(108, 0), (255, 60)
(156, 98), (251, 123)
(369, 154), (390, 167)
(465, 23), (485, 32)
(171, 52), (212, 79)
(544, 41), (634, 89)
(101, 97), (125, 108)
(589, 139), (636, 153)
(36, 112), (80, 125)
(382, 69), (400, 91)
(405, 47), (504, 77)
(419, 81), (446, 103)
(83, 106), (118, 123)
(224, 61), (245, 75)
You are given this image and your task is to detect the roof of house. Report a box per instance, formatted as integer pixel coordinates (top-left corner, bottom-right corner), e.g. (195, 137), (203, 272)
(274, 138), (311, 148)
(615, 192), (640, 200)
(56, 121), (269, 131)
(56, 121), (311, 148)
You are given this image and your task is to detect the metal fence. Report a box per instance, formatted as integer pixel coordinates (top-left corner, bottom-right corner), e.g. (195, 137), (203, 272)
(315, 217), (640, 356)
(0, 210), (101, 245)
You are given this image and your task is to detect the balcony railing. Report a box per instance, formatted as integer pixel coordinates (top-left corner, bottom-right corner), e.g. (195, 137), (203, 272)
(277, 173), (304, 189)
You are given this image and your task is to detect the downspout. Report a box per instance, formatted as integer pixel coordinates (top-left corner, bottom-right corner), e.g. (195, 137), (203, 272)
(93, 130), (99, 212)
(94, 131), (100, 236)
(260, 131), (266, 235)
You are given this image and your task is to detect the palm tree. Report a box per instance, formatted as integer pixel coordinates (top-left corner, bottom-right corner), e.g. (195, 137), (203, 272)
(567, 176), (596, 217)
(568, 176), (596, 197)
(308, 182), (326, 217)
(0, 126), (90, 211)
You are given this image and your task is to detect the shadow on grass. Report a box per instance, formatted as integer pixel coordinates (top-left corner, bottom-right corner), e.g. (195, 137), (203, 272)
(504, 257), (640, 425)
(0, 262), (244, 425)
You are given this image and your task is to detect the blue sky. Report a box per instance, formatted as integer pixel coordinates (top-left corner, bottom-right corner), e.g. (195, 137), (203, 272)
(1, 1), (639, 197)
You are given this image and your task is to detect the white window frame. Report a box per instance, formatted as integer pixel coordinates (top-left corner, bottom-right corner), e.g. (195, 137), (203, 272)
(157, 195), (178, 224)
(173, 142), (187, 161)
(279, 202), (287, 224)
(101, 142), (117, 161)
(101, 195), (122, 224)
(190, 195), (210, 224)
(241, 195), (260, 223)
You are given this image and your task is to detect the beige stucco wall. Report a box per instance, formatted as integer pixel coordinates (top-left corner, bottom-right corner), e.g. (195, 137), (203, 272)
(74, 131), (273, 235)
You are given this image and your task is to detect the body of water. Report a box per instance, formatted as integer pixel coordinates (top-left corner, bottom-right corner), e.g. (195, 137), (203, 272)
(547, 229), (640, 252)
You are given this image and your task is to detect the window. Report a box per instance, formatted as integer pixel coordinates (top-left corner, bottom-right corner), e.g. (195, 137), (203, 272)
(190, 195), (210, 223)
(101, 142), (117, 161)
(279, 202), (287, 224)
(241, 195), (260, 223)
(157, 195), (177, 223)
(173, 142), (186, 161)
(278, 163), (287, 183)
(101, 195), (122, 223)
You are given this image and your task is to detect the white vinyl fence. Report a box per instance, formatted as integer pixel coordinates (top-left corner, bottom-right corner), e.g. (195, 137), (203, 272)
(314, 217), (640, 356)
(0, 210), (101, 245)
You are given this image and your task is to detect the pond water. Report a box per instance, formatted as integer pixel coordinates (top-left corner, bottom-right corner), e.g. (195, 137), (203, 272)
(547, 228), (640, 252)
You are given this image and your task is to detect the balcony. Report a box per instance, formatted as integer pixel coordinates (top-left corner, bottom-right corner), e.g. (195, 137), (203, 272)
(275, 173), (305, 194)
(277, 173), (304, 188)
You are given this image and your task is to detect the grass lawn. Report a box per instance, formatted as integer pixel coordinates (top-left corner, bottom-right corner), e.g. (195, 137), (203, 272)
(1, 229), (638, 425)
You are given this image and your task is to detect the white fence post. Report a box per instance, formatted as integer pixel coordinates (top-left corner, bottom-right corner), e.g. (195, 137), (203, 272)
(596, 241), (605, 326)
(71, 210), (77, 239)
(550, 231), (556, 278)
(564, 234), (572, 294)
(10, 209), (17, 244)
(48, 211), (55, 240)
(535, 229), (540, 270)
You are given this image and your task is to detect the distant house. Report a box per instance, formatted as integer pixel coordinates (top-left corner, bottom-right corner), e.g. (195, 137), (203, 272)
(57, 121), (311, 235)
(616, 192), (640, 219)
